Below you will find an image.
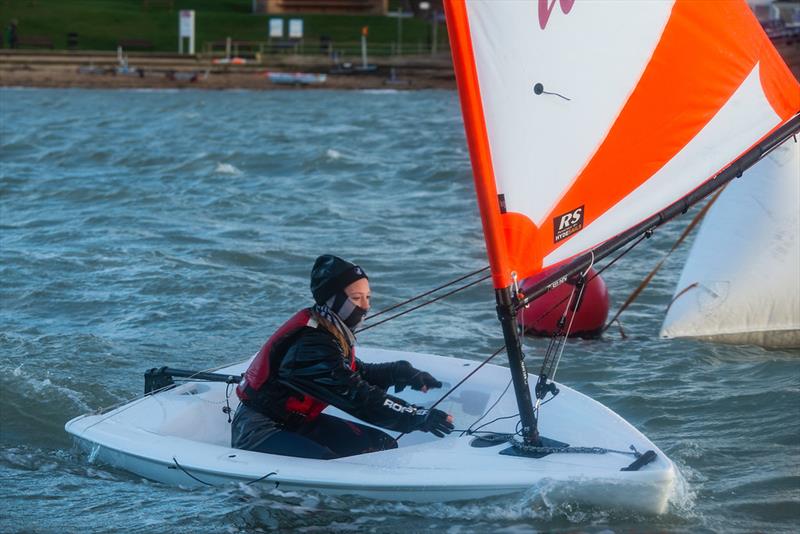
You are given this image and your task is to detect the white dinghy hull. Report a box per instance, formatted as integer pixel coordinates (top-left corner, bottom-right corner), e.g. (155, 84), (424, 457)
(66, 348), (675, 514)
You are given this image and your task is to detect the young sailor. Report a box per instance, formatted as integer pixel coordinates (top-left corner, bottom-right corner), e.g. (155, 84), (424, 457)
(232, 254), (454, 459)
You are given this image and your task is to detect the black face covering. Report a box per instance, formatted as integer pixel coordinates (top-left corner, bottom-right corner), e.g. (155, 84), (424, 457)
(328, 291), (368, 331)
(310, 255), (368, 306)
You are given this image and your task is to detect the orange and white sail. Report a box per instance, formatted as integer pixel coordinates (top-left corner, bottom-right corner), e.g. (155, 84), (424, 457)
(444, 0), (800, 290)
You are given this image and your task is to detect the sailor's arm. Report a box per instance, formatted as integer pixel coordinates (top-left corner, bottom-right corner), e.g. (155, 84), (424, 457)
(356, 359), (443, 393)
(277, 331), (451, 434)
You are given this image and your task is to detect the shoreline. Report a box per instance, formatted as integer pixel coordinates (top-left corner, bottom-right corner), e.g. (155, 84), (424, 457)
(1, 39), (797, 92)
(0, 50), (457, 91)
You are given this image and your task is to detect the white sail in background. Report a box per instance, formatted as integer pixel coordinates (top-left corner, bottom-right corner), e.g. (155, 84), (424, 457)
(445, 0), (800, 290)
(660, 141), (800, 348)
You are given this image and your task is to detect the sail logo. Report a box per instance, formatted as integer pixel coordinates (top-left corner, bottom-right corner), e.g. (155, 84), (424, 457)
(547, 276), (568, 290)
(553, 205), (584, 242)
(538, 0), (575, 30)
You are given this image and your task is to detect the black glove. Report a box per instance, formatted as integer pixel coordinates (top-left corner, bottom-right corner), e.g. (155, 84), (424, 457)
(416, 408), (454, 438)
(394, 361), (443, 393)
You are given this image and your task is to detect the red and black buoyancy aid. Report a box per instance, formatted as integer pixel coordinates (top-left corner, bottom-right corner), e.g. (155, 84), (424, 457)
(236, 308), (356, 422)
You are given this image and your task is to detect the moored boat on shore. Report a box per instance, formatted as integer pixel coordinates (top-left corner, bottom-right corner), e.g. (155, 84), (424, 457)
(266, 71), (327, 86)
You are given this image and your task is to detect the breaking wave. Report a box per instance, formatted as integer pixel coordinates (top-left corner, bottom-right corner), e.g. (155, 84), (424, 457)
(215, 162), (242, 175)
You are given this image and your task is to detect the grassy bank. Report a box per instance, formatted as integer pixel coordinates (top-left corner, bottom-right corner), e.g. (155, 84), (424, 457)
(0, 0), (442, 54)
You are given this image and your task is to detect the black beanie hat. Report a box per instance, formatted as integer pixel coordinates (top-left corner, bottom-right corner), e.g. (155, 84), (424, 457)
(310, 255), (368, 305)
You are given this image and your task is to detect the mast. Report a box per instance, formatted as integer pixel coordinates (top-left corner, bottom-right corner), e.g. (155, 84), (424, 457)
(496, 286), (539, 444)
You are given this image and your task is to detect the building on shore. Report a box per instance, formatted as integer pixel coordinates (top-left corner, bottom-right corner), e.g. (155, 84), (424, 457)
(748, 0), (800, 23)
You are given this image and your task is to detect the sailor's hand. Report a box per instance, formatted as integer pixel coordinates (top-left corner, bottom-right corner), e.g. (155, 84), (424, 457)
(394, 361), (443, 393)
(418, 408), (454, 438)
(409, 371), (442, 393)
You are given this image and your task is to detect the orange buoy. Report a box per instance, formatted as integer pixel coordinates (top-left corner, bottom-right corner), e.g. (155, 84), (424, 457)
(518, 267), (609, 339)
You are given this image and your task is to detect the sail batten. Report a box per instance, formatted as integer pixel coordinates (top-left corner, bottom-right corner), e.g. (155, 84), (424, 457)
(445, 0), (800, 290)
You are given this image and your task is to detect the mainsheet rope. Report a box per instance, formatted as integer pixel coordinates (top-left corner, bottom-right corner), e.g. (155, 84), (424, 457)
(356, 269), (492, 333)
(365, 265), (490, 321)
(399, 236), (653, 442)
(394, 344), (507, 441)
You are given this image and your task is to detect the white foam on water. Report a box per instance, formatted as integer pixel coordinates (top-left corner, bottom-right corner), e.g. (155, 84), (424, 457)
(88, 444), (101, 463)
(215, 163), (242, 175)
(1, 447), (40, 470)
(2, 446), (77, 475)
(335, 484), (611, 524)
(667, 460), (699, 518)
(325, 149), (341, 160)
(85, 466), (120, 481)
(12, 369), (92, 412)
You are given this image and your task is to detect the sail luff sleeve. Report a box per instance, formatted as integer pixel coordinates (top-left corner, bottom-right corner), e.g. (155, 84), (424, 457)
(444, 0), (513, 290)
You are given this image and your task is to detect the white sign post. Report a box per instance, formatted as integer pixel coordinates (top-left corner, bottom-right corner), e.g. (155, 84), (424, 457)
(179, 10), (195, 54)
(269, 18), (284, 39)
(288, 19), (304, 39)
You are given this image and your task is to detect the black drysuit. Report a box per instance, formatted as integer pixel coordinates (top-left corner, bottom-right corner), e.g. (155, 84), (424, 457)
(232, 324), (432, 459)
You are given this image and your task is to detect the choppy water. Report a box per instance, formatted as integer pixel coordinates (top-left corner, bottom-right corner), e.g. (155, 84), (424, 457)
(1, 88), (797, 533)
